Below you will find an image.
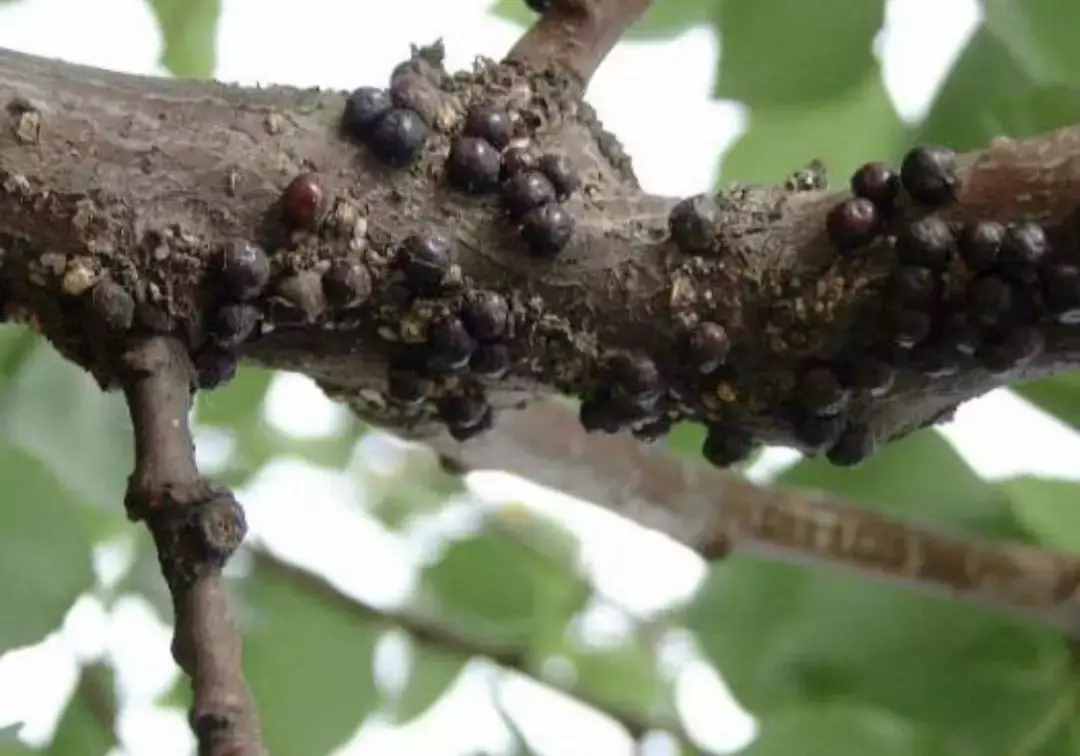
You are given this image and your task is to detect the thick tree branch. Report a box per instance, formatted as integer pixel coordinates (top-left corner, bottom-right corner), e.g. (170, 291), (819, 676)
(436, 401), (1080, 636)
(2, 44), (1079, 468)
(507, 0), (654, 86)
(255, 551), (691, 745)
(120, 336), (264, 756)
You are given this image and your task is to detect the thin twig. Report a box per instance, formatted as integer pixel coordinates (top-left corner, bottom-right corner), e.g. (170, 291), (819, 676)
(120, 336), (265, 756)
(255, 551), (694, 747)
(507, 0), (655, 86)
(434, 401), (1080, 637)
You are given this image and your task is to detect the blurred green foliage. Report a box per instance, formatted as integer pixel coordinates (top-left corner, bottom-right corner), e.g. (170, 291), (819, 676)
(2, 0), (1080, 754)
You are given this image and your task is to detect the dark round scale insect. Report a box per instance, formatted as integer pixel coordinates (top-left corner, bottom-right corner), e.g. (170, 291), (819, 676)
(977, 326), (1044, 374)
(369, 108), (429, 167)
(888, 307), (933, 350)
(210, 304), (261, 349)
(702, 425), (755, 468)
(607, 352), (662, 413)
(827, 423), (877, 467)
(539, 153), (581, 199)
(1043, 263), (1080, 325)
(447, 136), (502, 194)
(503, 171), (557, 218)
(343, 87), (392, 139)
(897, 216), (955, 271)
(998, 222), (1049, 281)
(195, 347), (238, 390)
(900, 145), (959, 206)
(221, 241), (270, 302)
(959, 221), (1004, 273)
(940, 311), (981, 357)
(464, 106), (513, 152)
(794, 413), (847, 450)
(890, 265), (939, 308)
(400, 233), (451, 293)
(449, 404), (495, 441)
(684, 321), (730, 374)
(387, 368), (427, 406)
(282, 173), (324, 229)
(322, 259), (373, 309)
(461, 290), (509, 342)
(524, 0), (553, 12)
(426, 315), (477, 374)
(967, 275), (1014, 327)
(501, 147), (540, 181)
(579, 389), (627, 434)
(850, 162), (900, 209)
(470, 343), (511, 379)
(89, 279), (135, 332)
(669, 195), (718, 255)
(798, 366), (850, 417)
(439, 394), (492, 438)
(826, 198), (879, 250)
(913, 346), (960, 379)
(633, 416), (673, 444)
(847, 356), (895, 398)
(522, 203), (574, 257)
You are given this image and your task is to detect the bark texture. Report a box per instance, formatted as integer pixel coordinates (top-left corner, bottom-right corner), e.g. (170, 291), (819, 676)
(1, 45), (1079, 460)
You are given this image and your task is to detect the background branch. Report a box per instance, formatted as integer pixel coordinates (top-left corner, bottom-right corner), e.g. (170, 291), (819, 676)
(435, 401), (1080, 636)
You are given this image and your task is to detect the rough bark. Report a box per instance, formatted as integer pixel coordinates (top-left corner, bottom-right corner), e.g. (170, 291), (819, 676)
(1, 44), (1079, 458)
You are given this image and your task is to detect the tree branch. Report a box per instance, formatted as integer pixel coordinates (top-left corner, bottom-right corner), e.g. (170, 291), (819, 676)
(254, 550), (691, 746)
(435, 401), (1080, 636)
(2, 44), (1079, 470)
(507, 0), (655, 87)
(120, 336), (264, 756)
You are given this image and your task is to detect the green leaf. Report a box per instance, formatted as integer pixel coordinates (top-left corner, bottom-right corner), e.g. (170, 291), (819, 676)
(49, 663), (117, 755)
(690, 556), (1072, 754)
(1004, 477), (1080, 555)
(918, 27), (1080, 151)
(744, 703), (946, 756)
(532, 632), (677, 729)
(0, 723), (32, 756)
(713, 0), (885, 107)
(196, 366), (273, 428)
(666, 422), (707, 462)
(0, 444), (94, 652)
(197, 368), (361, 487)
(983, 0), (1080, 82)
(780, 430), (1013, 535)
(1014, 374), (1080, 430)
(147, 0), (220, 78)
(0, 334), (132, 512)
(419, 533), (587, 647)
(242, 560), (380, 755)
(721, 72), (909, 187)
(392, 647), (466, 724)
(688, 430), (1074, 754)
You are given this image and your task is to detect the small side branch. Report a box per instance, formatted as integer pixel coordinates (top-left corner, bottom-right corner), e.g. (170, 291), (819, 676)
(507, 0), (654, 86)
(120, 336), (265, 756)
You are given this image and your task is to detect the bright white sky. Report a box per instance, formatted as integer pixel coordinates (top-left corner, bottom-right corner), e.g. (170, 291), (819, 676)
(5, 1), (1079, 755)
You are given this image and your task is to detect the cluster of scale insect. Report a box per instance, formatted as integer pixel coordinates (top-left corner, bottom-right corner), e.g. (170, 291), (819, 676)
(654, 143), (1080, 469)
